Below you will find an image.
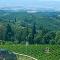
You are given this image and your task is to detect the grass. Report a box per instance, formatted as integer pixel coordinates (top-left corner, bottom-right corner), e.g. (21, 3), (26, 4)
(0, 44), (60, 60)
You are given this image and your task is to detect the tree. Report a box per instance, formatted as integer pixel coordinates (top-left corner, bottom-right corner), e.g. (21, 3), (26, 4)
(14, 17), (16, 22)
(5, 24), (14, 42)
(34, 33), (43, 44)
(32, 22), (36, 44)
(43, 31), (56, 44)
(55, 31), (60, 44)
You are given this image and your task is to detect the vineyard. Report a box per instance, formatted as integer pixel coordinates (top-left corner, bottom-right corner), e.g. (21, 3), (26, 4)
(0, 44), (60, 60)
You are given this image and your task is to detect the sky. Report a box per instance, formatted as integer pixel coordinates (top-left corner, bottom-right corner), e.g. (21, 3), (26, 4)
(0, 0), (60, 11)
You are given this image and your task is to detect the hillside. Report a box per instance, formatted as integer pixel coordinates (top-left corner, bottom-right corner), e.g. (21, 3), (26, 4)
(0, 44), (60, 60)
(0, 10), (60, 31)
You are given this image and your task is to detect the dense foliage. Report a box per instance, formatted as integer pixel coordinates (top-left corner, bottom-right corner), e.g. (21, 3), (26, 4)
(0, 10), (60, 44)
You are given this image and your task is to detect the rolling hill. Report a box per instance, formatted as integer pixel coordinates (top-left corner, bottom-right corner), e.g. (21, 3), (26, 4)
(0, 10), (60, 31)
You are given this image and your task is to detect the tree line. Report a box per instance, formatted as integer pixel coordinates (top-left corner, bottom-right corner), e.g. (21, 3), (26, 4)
(0, 17), (60, 45)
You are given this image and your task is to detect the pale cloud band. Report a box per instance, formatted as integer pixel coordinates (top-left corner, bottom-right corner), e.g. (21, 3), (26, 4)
(0, 0), (60, 11)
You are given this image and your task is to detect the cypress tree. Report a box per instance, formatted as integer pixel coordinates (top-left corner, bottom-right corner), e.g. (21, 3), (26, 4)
(5, 24), (14, 42)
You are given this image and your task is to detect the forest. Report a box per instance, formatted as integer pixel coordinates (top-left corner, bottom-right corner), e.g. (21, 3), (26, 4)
(0, 10), (60, 45)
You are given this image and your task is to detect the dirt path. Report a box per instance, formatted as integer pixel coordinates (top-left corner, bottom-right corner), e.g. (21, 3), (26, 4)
(13, 52), (38, 60)
(17, 55), (35, 60)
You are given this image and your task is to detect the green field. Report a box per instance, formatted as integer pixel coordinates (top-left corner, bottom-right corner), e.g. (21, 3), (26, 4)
(0, 44), (60, 60)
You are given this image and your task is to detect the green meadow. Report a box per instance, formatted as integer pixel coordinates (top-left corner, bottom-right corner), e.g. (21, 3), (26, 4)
(0, 44), (60, 60)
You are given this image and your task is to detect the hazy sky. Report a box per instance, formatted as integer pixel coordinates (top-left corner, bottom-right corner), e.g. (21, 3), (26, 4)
(0, 0), (60, 10)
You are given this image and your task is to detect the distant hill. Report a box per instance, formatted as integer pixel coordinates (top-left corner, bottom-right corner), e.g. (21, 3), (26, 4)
(0, 10), (60, 31)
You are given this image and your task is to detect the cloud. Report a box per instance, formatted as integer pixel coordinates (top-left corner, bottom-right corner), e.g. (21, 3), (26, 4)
(0, 0), (60, 11)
